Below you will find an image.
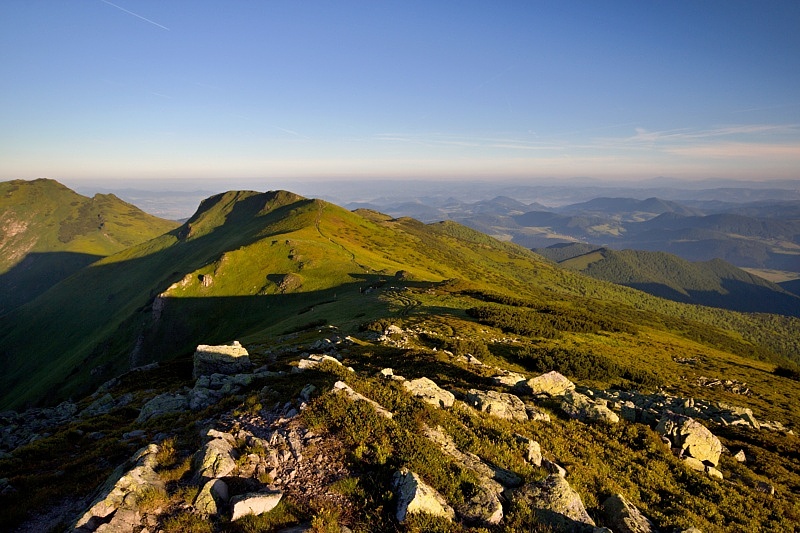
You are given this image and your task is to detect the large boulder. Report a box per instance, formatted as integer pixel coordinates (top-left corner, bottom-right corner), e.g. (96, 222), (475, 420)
(195, 430), (238, 480)
(516, 371), (575, 397)
(504, 474), (595, 530)
(561, 391), (620, 424)
(602, 493), (657, 533)
(656, 411), (722, 466)
(457, 480), (504, 525)
(466, 389), (528, 421)
(231, 491), (284, 521)
(193, 341), (252, 379)
(392, 469), (455, 523)
(74, 444), (164, 531)
(403, 377), (455, 409)
(194, 478), (229, 517)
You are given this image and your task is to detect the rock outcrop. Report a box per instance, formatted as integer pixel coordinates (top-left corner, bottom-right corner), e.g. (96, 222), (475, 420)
(332, 381), (393, 418)
(193, 341), (252, 379)
(403, 377), (455, 408)
(195, 429), (238, 481)
(466, 389), (528, 421)
(656, 411), (722, 466)
(516, 371), (575, 397)
(504, 474), (595, 530)
(602, 493), (657, 533)
(74, 444), (164, 531)
(194, 478), (229, 517)
(392, 469), (455, 523)
(560, 390), (620, 424)
(136, 391), (189, 423)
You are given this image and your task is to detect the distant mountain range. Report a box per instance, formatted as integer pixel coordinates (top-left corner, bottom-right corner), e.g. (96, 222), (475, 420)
(534, 243), (800, 317)
(349, 195), (800, 274)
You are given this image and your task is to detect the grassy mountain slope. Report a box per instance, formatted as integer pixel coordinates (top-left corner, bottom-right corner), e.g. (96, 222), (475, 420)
(535, 243), (800, 317)
(0, 178), (178, 313)
(2, 190), (800, 532)
(2, 190), (800, 411)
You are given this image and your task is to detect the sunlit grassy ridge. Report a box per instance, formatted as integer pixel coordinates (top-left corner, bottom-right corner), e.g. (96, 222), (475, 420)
(0, 178), (178, 267)
(1, 188), (798, 411)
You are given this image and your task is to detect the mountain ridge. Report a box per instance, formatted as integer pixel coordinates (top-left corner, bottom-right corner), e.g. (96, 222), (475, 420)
(2, 184), (799, 412)
(0, 178), (179, 313)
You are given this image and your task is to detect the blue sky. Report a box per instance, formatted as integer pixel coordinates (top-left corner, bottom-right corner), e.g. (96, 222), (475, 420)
(1, 1), (799, 182)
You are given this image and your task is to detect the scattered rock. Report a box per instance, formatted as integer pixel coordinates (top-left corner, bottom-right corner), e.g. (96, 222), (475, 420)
(517, 371), (575, 397)
(525, 404), (552, 422)
(756, 481), (775, 495)
(74, 444), (164, 531)
(79, 393), (134, 418)
(378, 368), (406, 381)
(392, 469), (455, 523)
(136, 392), (189, 423)
(602, 493), (657, 533)
(542, 458), (568, 478)
(492, 371), (527, 388)
(423, 425), (521, 488)
(733, 449), (747, 463)
(332, 381), (393, 418)
(504, 474), (595, 530)
(457, 480), (504, 525)
(560, 390), (620, 424)
(230, 491), (284, 521)
(705, 466), (724, 481)
(296, 353), (347, 371)
(195, 430), (238, 480)
(0, 477), (16, 496)
(515, 434), (543, 467)
(193, 341), (252, 379)
(403, 377), (455, 408)
(466, 389), (528, 421)
(656, 412), (722, 466)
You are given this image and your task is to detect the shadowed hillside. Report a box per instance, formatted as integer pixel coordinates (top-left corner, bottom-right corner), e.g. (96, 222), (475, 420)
(0, 178), (178, 313)
(535, 243), (800, 317)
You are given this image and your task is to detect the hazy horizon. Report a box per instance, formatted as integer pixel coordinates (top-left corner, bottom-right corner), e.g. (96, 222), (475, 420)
(2, 2), (800, 182)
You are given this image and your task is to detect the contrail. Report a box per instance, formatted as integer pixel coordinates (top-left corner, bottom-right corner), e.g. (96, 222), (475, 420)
(99, 0), (170, 31)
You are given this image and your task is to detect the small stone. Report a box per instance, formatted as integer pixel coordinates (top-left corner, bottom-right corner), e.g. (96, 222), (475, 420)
(734, 449), (746, 463)
(705, 466), (724, 481)
(756, 481), (775, 495)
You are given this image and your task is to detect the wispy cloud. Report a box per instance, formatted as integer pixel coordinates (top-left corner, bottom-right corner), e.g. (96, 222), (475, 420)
(625, 124), (798, 144)
(99, 0), (170, 31)
(274, 126), (310, 140)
